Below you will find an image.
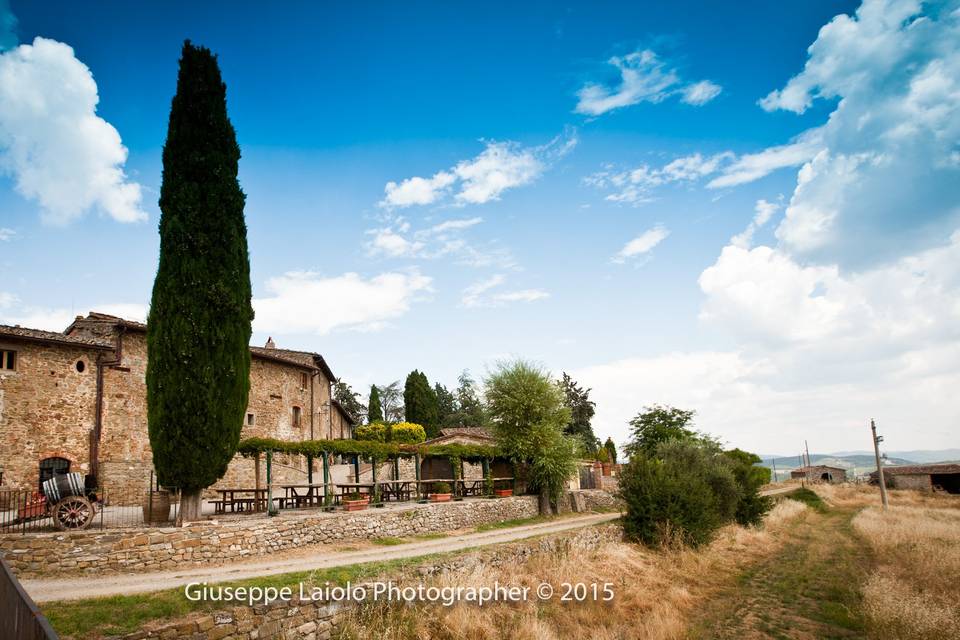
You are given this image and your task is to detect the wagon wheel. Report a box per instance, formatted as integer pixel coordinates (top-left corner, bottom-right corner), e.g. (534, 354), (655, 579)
(53, 495), (96, 530)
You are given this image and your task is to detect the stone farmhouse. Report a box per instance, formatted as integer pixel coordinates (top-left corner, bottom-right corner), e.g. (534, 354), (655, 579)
(0, 312), (356, 494)
(790, 465), (847, 484)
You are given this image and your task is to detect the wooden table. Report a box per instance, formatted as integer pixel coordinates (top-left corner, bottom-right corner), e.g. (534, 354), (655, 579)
(420, 478), (456, 496)
(377, 480), (415, 502)
(456, 478), (486, 497)
(214, 488), (269, 514)
(280, 484), (330, 509)
(335, 483), (375, 501)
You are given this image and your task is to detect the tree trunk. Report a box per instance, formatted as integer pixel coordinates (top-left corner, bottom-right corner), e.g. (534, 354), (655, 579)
(180, 489), (203, 522)
(538, 488), (552, 516)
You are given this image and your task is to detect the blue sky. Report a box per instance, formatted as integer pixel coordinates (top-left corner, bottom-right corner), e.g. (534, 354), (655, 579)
(2, 0), (958, 456)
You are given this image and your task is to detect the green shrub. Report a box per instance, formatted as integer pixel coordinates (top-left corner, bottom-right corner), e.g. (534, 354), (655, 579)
(618, 440), (739, 548)
(354, 422), (389, 442)
(432, 482), (451, 494)
(723, 448), (773, 526)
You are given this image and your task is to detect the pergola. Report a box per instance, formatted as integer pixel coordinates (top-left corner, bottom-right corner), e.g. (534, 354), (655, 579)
(236, 437), (514, 509)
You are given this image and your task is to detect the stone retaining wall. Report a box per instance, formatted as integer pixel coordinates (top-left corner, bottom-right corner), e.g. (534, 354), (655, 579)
(119, 523), (623, 640)
(0, 491), (619, 577)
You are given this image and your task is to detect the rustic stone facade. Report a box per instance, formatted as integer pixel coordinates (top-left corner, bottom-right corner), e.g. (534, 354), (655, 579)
(0, 313), (352, 494)
(0, 491), (619, 577)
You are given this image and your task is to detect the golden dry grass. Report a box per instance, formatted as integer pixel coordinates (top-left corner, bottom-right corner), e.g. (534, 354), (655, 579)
(853, 500), (960, 640)
(338, 500), (811, 640)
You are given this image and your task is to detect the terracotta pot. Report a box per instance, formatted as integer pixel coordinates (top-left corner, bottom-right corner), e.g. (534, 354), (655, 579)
(343, 498), (369, 511)
(429, 493), (452, 502)
(494, 489), (513, 498)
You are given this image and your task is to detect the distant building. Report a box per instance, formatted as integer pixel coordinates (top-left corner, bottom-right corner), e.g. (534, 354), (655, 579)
(869, 463), (960, 493)
(790, 465), (847, 483)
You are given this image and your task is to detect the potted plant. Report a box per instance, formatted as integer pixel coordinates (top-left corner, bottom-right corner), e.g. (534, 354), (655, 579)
(343, 492), (369, 512)
(429, 482), (452, 502)
(597, 447), (612, 476)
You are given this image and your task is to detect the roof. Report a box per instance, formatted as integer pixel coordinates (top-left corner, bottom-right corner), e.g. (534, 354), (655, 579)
(0, 324), (114, 350)
(64, 312), (337, 379)
(872, 463), (960, 476)
(330, 398), (357, 425)
(439, 426), (493, 439)
(793, 465), (847, 473)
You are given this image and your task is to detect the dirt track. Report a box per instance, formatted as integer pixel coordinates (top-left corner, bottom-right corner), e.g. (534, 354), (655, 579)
(23, 511), (620, 603)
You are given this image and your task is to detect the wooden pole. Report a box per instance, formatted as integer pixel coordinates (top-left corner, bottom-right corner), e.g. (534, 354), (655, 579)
(322, 453), (331, 507)
(414, 453), (422, 500)
(307, 454), (313, 485)
(354, 455), (361, 484)
(371, 457), (380, 504)
(266, 450), (278, 516)
(871, 419), (889, 510)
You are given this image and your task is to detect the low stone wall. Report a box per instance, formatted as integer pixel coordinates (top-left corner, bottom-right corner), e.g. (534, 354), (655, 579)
(120, 523), (623, 640)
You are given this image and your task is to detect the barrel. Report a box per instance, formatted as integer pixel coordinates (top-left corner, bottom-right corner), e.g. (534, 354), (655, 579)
(42, 472), (86, 502)
(142, 490), (171, 524)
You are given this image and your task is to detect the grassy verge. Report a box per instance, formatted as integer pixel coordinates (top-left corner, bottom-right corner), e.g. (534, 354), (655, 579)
(44, 555), (440, 639)
(782, 486), (827, 512)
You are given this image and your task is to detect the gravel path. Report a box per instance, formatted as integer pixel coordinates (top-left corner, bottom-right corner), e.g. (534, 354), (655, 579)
(23, 512), (620, 603)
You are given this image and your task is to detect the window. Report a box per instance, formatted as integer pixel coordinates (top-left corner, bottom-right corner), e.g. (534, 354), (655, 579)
(300, 372), (309, 390)
(1, 349), (15, 371)
(75, 360), (86, 373)
(246, 413), (255, 427)
(293, 406), (302, 428)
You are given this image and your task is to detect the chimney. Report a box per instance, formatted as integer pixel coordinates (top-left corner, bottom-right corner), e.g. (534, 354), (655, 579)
(265, 337), (276, 349)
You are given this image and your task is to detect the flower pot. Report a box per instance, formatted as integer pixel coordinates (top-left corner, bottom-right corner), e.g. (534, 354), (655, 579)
(494, 489), (513, 498)
(142, 490), (171, 524)
(429, 493), (452, 502)
(343, 498), (369, 511)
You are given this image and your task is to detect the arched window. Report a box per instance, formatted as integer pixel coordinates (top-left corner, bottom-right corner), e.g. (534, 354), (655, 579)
(39, 457), (71, 491)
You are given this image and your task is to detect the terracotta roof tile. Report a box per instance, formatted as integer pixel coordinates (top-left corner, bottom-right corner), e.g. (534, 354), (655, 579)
(0, 324), (114, 349)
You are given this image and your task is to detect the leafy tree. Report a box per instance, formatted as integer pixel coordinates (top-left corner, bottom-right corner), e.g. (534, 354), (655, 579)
(378, 381), (404, 423)
(435, 383), (456, 427)
(333, 378), (365, 425)
(403, 370), (439, 438)
(147, 41), (252, 521)
(557, 372), (597, 452)
(367, 385), (383, 424)
(618, 439), (739, 547)
(485, 360), (577, 515)
(724, 448), (773, 526)
(625, 405), (699, 458)
(448, 370), (488, 427)
(604, 437), (618, 464)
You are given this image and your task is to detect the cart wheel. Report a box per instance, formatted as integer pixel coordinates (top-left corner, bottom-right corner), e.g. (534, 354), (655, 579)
(53, 496), (96, 530)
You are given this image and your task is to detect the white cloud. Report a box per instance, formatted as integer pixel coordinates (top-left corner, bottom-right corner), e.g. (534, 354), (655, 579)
(0, 227), (13, 241)
(760, 0), (960, 263)
(365, 215), (514, 268)
(0, 294), (147, 331)
(380, 131), (576, 209)
(253, 270), (433, 335)
(730, 199), (780, 248)
(575, 49), (721, 116)
(365, 227), (424, 258)
(586, 152), (733, 205)
(426, 217), (483, 234)
(612, 225), (670, 264)
(461, 275), (549, 308)
(0, 37), (145, 225)
(681, 80), (723, 106)
(706, 134), (822, 188)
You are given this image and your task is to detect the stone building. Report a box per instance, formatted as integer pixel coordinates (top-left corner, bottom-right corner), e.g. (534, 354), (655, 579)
(869, 463), (960, 493)
(0, 312), (355, 494)
(790, 465), (847, 483)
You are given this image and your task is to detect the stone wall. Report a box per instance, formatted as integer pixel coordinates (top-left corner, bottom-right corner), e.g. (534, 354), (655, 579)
(1, 494), (556, 577)
(0, 339), (101, 489)
(891, 473), (932, 491)
(119, 523), (624, 640)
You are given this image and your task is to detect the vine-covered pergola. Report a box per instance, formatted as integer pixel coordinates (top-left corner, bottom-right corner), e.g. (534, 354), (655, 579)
(236, 437), (514, 507)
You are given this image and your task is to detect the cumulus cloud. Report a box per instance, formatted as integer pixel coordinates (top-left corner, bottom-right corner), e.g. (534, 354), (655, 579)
(0, 227), (14, 241)
(0, 294), (147, 331)
(575, 49), (721, 116)
(380, 131), (576, 209)
(730, 199), (780, 249)
(0, 37), (146, 225)
(761, 0), (960, 263)
(461, 275), (549, 308)
(612, 225), (670, 264)
(253, 270), (433, 334)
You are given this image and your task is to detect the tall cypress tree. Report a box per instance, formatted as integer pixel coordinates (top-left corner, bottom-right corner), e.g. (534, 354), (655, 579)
(404, 370), (439, 437)
(367, 385), (383, 423)
(147, 41), (252, 521)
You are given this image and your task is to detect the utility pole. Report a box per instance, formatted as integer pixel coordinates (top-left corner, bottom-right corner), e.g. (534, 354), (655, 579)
(798, 454), (805, 488)
(805, 440), (811, 467)
(871, 419), (889, 510)
(771, 458), (778, 483)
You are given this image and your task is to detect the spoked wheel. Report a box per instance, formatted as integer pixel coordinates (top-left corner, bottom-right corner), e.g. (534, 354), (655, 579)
(53, 496), (96, 530)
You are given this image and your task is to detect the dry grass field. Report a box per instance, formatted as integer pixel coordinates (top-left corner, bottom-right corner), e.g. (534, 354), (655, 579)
(339, 485), (960, 640)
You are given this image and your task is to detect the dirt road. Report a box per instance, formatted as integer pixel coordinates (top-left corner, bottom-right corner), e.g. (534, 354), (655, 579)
(24, 511), (620, 603)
